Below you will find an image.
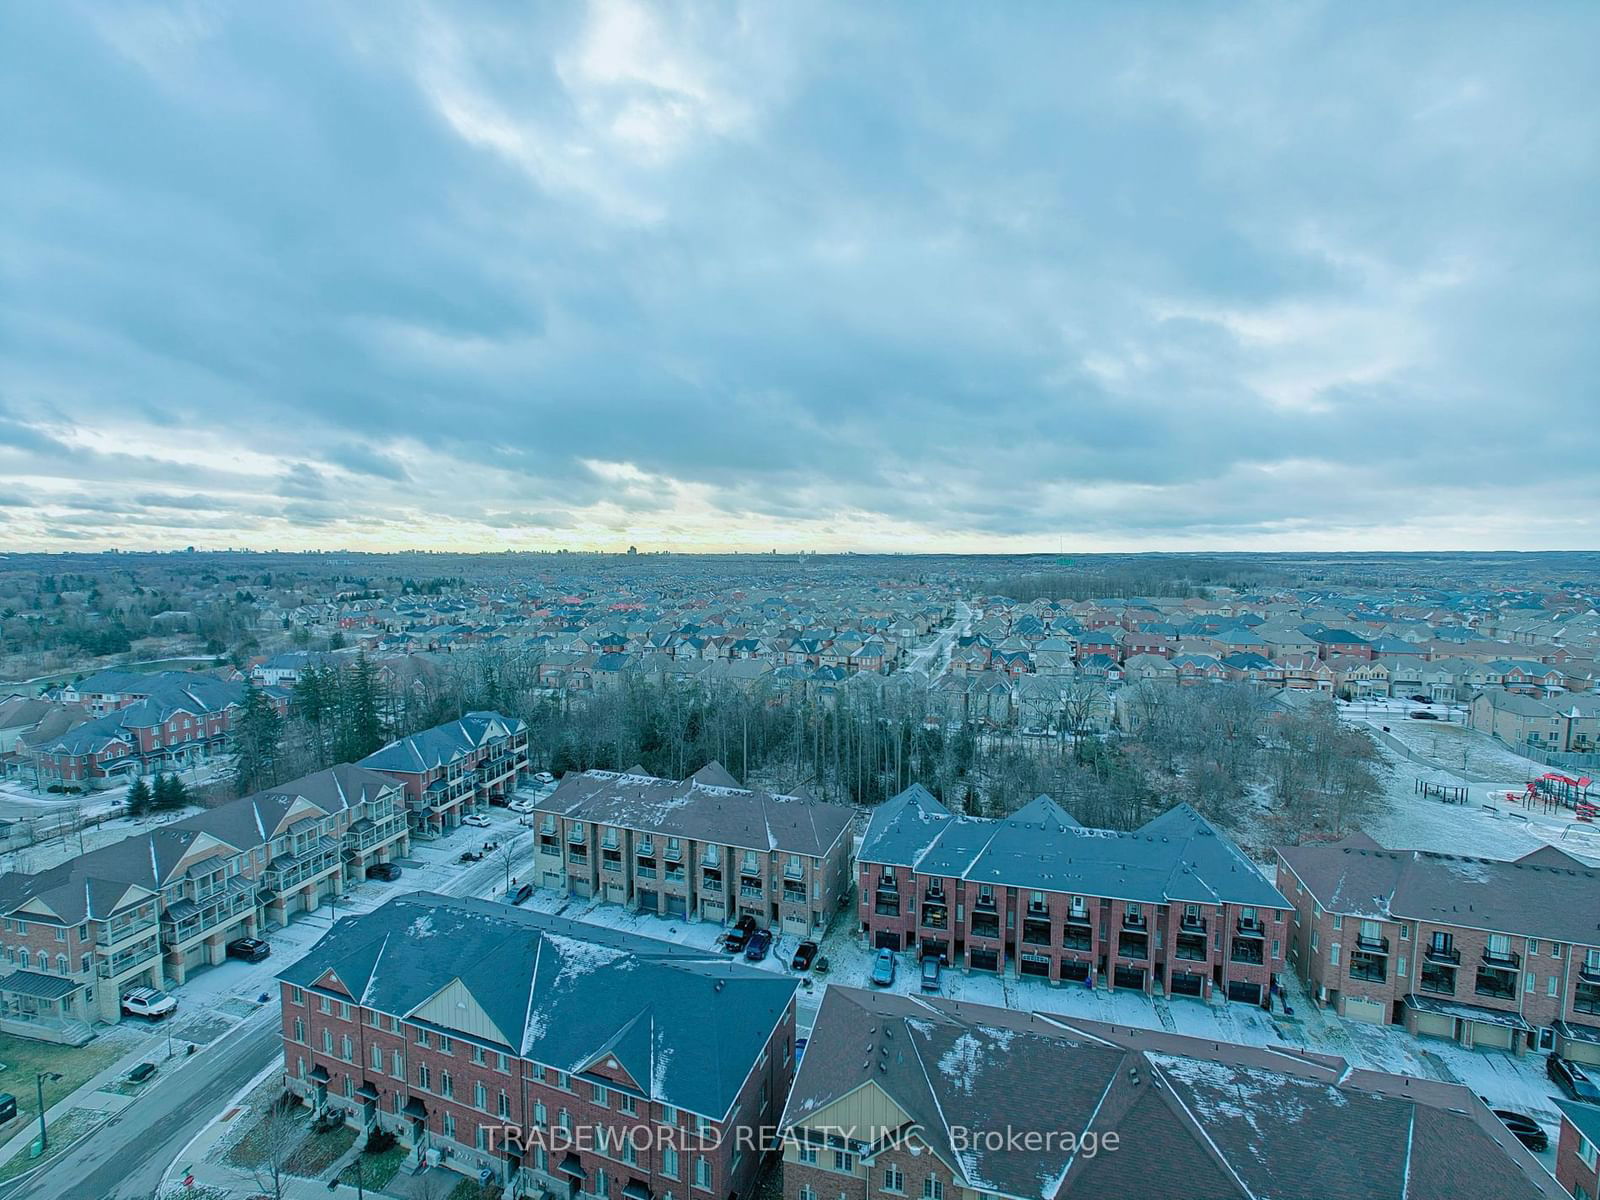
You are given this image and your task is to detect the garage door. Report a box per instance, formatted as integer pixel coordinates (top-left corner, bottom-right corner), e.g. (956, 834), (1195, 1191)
(1560, 1038), (1600, 1068)
(1472, 1023), (1515, 1051)
(1343, 996), (1387, 1025)
(1411, 1010), (1454, 1039)
(874, 931), (902, 951)
(665, 895), (687, 919)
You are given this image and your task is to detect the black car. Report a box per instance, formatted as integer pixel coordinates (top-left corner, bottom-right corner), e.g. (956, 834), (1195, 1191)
(1487, 1107), (1548, 1152)
(125, 1062), (158, 1084)
(366, 862), (402, 881)
(509, 883), (534, 905)
(226, 937), (271, 963)
(1409, 710), (1439, 720)
(1548, 1054), (1600, 1102)
(744, 929), (773, 962)
(459, 849), (484, 863)
(791, 940), (819, 971)
(723, 914), (758, 954)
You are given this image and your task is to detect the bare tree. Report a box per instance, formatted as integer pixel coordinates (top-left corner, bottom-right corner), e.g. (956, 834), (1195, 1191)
(246, 1099), (305, 1200)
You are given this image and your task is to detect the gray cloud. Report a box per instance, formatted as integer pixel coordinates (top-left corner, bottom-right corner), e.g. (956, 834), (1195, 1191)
(0, 1), (1596, 550)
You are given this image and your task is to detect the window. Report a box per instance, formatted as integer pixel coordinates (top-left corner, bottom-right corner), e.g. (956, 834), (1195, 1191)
(475, 1081), (488, 1110)
(661, 1105), (678, 1127)
(471, 1045), (486, 1066)
(695, 1157), (713, 1190)
(371, 1044), (383, 1070)
(1577, 1132), (1597, 1172)
(832, 1151), (853, 1173)
(340, 1034), (353, 1062)
(923, 1178), (943, 1200)
(418, 1064), (431, 1090)
(663, 1146), (680, 1179)
(620, 1093), (637, 1115)
(499, 1090), (511, 1119)
(534, 1101), (547, 1126)
(1549, 976), (1560, 997)
(443, 1112), (455, 1140)
(1527, 939), (1539, 955)
(439, 1035), (452, 1055)
(293, 1018), (305, 1043)
(322, 1029), (334, 1053)
(1330, 943), (1341, 967)
(593, 1083), (608, 1106)
(415, 1028), (430, 1048)
(392, 1050), (404, 1077)
(289, 986), (304, 1005)
(799, 1188), (816, 1200)
(883, 1165), (904, 1193)
(54, 927), (66, 942)
(596, 1168), (610, 1200)
(441, 1072), (453, 1099)
(497, 1052), (510, 1073)
(319, 996), (331, 1014)
(1332, 915), (1343, 931)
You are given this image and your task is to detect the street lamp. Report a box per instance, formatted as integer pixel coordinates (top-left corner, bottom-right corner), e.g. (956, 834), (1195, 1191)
(35, 1070), (62, 1152)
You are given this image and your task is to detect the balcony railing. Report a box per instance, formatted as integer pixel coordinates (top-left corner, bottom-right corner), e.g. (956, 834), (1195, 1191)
(1229, 939), (1265, 966)
(162, 882), (256, 948)
(1424, 944), (1461, 965)
(1066, 909), (1091, 926)
(1122, 912), (1147, 931)
(262, 838), (341, 893)
(782, 887), (806, 905)
(1348, 959), (1386, 982)
(1474, 970), (1517, 1001)
(1355, 934), (1390, 954)
(1116, 937), (1148, 961)
(345, 815), (406, 852)
(971, 916), (1000, 940)
(1482, 947), (1521, 969)
(1062, 930), (1092, 952)
(1235, 917), (1265, 938)
(98, 937), (160, 978)
(739, 884), (763, 899)
(784, 862), (805, 880)
(1179, 914), (1207, 934)
(920, 909), (949, 931)
(636, 865), (657, 880)
(97, 911), (159, 948)
(1579, 962), (1600, 985)
(973, 894), (997, 912)
(1419, 967), (1456, 996)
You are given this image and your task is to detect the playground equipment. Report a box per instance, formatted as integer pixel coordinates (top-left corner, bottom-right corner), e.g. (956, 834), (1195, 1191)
(1524, 772), (1596, 809)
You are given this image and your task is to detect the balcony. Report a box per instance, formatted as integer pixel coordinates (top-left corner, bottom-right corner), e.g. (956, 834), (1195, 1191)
(1021, 918), (1052, 947)
(1229, 938), (1265, 966)
(1419, 963), (1457, 996)
(600, 855), (623, 875)
(973, 893), (998, 912)
(567, 850), (588, 867)
(1474, 967), (1517, 1001)
(920, 905), (949, 931)
(1062, 927), (1092, 952)
(1065, 909), (1091, 927)
(1424, 944), (1461, 965)
(1235, 916), (1265, 939)
(345, 815), (406, 852)
(701, 871), (723, 892)
(1348, 953), (1387, 983)
(636, 864), (657, 880)
(784, 861), (805, 881)
(1122, 912), (1147, 931)
(1179, 914), (1207, 934)
(739, 883), (763, 900)
(1579, 962), (1600, 985)
(1174, 933), (1208, 962)
(782, 886), (806, 905)
(262, 837), (342, 893)
(98, 937), (160, 979)
(971, 914), (1000, 940)
(162, 880), (256, 948)
(1575, 984), (1600, 1015)
(1355, 933), (1390, 954)
(665, 867), (686, 885)
(1482, 947), (1522, 970)
(1116, 935), (1148, 961)
(97, 911), (158, 949)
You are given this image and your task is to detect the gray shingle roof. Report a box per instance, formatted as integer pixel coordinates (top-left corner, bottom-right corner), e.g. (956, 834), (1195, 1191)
(861, 788), (1287, 908)
(278, 892), (796, 1120)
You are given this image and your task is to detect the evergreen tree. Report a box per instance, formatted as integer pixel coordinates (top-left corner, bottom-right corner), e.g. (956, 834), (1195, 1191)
(125, 776), (152, 817)
(335, 653), (384, 763)
(151, 773), (188, 811)
(232, 680), (285, 796)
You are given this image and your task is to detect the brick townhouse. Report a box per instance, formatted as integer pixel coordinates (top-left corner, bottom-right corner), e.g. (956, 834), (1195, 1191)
(1555, 1100), (1600, 1200)
(530, 763), (854, 937)
(1471, 690), (1600, 756)
(779, 986), (1562, 1200)
(280, 893), (798, 1198)
(858, 786), (1289, 1004)
(29, 671), (288, 787)
(1277, 834), (1600, 1062)
(0, 764), (407, 1036)
(360, 710), (530, 835)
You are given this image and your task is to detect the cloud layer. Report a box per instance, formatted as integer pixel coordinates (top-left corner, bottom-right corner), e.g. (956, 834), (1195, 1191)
(2, 1), (1597, 552)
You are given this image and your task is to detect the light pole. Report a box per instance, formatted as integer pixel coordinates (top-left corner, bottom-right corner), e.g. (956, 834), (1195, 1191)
(35, 1070), (61, 1152)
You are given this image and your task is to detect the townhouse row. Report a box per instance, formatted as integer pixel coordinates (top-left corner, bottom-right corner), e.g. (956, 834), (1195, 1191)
(1277, 834), (1600, 1064)
(528, 763), (854, 937)
(280, 893), (797, 1200)
(359, 710), (531, 835)
(0, 763), (409, 1037)
(857, 786), (1289, 1005)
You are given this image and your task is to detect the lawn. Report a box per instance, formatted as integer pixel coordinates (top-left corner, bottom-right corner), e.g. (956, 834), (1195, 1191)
(0, 1107), (105, 1183)
(284, 1122), (355, 1177)
(360, 1141), (410, 1190)
(448, 1178), (498, 1200)
(0, 1032), (128, 1130)
(221, 1102), (309, 1170)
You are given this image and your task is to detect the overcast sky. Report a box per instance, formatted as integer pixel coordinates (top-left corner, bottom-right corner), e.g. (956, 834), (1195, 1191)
(2, 2), (1597, 554)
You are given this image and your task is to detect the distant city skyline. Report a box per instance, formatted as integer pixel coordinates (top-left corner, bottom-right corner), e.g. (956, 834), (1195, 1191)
(2, 3), (1597, 553)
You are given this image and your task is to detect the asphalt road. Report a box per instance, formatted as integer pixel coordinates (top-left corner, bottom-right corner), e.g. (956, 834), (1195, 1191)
(4, 1013), (281, 1200)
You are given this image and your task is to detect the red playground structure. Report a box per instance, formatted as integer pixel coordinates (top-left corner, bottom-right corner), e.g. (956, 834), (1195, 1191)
(1514, 772), (1597, 816)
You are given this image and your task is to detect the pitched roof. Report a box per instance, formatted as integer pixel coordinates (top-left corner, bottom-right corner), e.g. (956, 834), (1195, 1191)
(782, 986), (1562, 1200)
(279, 892), (796, 1120)
(535, 764), (853, 857)
(861, 789), (1286, 908)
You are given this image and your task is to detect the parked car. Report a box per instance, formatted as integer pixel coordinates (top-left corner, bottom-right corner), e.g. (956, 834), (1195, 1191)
(723, 914), (758, 954)
(463, 813), (492, 828)
(125, 1062), (158, 1084)
(791, 941), (819, 971)
(0, 1093), (17, 1123)
(533, 772), (555, 785)
(1409, 710), (1439, 720)
(744, 929), (773, 962)
(459, 849), (484, 863)
(920, 955), (942, 993)
(509, 882), (534, 905)
(121, 988), (177, 1020)
(1484, 1104), (1548, 1152)
(870, 949), (896, 987)
(1409, 694), (1430, 703)
(1548, 1054), (1600, 1102)
(812, 955), (830, 976)
(225, 937), (271, 963)
(366, 862), (402, 881)
(509, 798), (538, 814)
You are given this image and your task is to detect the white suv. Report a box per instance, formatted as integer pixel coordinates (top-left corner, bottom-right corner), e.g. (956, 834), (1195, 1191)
(121, 987), (177, 1020)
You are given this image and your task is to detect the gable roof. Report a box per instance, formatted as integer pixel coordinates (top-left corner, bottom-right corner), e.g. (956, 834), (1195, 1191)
(279, 892), (796, 1120)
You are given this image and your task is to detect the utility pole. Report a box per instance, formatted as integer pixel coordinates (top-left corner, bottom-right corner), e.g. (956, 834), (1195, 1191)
(35, 1070), (61, 1151)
